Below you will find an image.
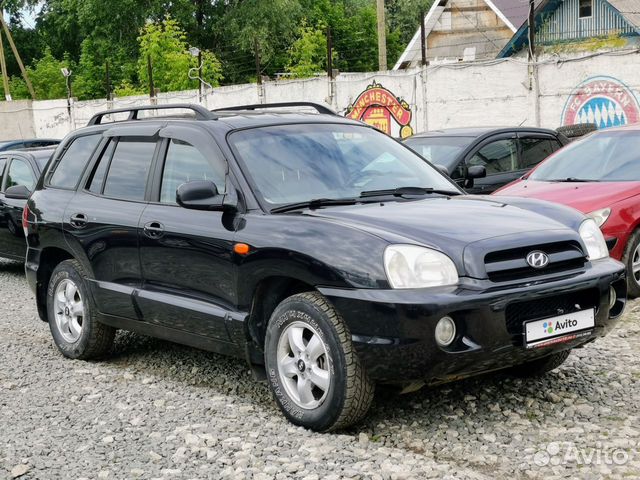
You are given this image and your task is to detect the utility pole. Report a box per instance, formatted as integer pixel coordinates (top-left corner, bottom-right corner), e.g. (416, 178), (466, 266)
(147, 55), (156, 99)
(0, 30), (10, 101)
(254, 38), (262, 85)
(528, 0), (536, 61)
(376, 0), (387, 71)
(326, 26), (333, 80)
(0, 15), (35, 99)
(105, 61), (112, 101)
(420, 10), (427, 66)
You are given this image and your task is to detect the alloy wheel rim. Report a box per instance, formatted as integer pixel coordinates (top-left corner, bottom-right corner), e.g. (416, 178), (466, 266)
(276, 321), (331, 410)
(633, 244), (640, 284)
(53, 279), (85, 343)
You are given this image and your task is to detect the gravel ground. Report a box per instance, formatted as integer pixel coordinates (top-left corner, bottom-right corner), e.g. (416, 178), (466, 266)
(1, 259), (639, 480)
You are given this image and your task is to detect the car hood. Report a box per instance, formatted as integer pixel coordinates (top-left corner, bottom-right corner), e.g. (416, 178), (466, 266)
(308, 196), (583, 277)
(496, 180), (640, 214)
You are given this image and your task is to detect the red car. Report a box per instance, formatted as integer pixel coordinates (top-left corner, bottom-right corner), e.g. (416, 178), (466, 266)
(495, 125), (640, 296)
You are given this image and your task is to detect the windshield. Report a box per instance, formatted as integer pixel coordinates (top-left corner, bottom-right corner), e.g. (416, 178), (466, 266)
(530, 130), (640, 182)
(403, 136), (474, 169)
(229, 124), (458, 207)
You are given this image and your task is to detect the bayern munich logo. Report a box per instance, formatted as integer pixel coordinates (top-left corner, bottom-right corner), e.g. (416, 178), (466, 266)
(561, 76), (640, 129)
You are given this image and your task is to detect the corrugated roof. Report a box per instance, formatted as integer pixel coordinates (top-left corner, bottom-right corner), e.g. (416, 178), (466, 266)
(489, 0), (538, 31)
(608, 0), (640, 29)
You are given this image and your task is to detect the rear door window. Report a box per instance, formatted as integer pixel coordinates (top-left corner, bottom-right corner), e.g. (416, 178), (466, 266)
(519, 138), (558, 169)
(0, 158), (6, 190)
(468, 139), (518, 175)
(6, 158), (35, 191)
(102, 139), (157, 201)
(48, 134), (102, 189)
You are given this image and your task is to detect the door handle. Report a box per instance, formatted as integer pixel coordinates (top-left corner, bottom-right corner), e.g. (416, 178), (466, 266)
(70, 213), (88, 229)
(143, 221), (165, 239)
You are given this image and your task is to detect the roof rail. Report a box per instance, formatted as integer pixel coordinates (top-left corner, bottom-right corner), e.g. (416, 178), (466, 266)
(87, 104), (218, 126)
(213, 102), (337, 116)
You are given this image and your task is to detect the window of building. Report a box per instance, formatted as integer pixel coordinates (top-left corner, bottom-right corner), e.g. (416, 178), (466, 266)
(579, 0), (592, 18)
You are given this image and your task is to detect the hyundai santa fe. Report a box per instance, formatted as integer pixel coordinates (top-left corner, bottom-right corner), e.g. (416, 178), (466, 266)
(20, 103), (626, 431)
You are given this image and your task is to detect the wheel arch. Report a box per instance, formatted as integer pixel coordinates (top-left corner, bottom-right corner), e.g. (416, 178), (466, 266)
(34, 246), (75, 321)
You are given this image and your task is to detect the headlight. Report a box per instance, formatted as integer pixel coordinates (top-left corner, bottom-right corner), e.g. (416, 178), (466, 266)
(579, 219), (609, 261)
(587, 208), (611, 228)
(384, 245), (458, 289)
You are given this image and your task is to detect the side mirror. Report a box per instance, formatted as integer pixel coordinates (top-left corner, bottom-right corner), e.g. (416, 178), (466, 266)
(467, 165), (487, 179)
(176, 180), (224, 211)
(5, 184), (31, 200)
(436, 165), (450, 177)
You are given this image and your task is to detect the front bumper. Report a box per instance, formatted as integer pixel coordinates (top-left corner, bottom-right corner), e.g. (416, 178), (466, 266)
(319, 258), (626, 383)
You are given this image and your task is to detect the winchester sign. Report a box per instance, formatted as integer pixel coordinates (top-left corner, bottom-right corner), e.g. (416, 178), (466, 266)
(345, 82), (414, 138)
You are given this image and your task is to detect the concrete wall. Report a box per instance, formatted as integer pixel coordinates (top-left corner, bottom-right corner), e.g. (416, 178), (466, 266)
(1, 50), (640, 141)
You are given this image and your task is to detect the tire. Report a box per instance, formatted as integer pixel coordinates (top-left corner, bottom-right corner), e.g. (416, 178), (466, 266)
(47, 259), (115, 359)
(621, 229), (640, 298)
(556, 123), (597, 139)
(509, 350), (571, 377)
(264, 292), (374, 432)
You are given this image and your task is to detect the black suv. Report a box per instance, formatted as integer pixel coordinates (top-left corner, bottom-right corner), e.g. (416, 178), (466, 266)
(23, 104), (626, 431)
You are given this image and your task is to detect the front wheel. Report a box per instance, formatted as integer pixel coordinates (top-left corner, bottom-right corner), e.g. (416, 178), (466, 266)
(264, 292), (374, 432)
(622, 229), (640, 298)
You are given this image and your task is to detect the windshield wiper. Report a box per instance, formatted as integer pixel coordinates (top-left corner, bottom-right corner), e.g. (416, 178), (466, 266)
(270, 197), (358, 214)
(548, 177), (597, 183)
(359, 186), (461, 198)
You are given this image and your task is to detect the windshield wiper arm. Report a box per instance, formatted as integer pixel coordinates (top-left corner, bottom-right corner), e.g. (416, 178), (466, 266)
(270, 198), (358, 214)
(359, 186), (461, 198)
(549, 177), (596, 183)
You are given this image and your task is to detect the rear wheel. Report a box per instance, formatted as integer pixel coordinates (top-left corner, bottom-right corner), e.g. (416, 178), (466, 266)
(47, 260), (115, 359)
(622, 230), (640, 298)
(264, 292), (374, 432)
(509, 350), (571, 377)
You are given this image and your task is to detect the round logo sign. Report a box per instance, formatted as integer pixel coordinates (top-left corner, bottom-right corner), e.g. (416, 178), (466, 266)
(561, 76), (640, 129)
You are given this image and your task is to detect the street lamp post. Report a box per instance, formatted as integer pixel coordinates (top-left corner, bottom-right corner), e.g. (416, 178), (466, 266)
(61, 68), (72, 117)
(188, 47), (212, 103)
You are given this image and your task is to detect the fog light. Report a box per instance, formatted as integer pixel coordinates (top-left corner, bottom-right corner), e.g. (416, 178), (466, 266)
(435, 316), (456, 347)
(609, 286), (617, 310)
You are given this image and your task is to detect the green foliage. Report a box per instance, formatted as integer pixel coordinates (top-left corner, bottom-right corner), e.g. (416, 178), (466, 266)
(25, 47), (70, 99)
(137, 16), (222, 93)
(286, 23), (331, 78)
(0, 0), (424, 100)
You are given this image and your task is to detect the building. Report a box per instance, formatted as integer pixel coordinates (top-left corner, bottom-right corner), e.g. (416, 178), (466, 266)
(393, 0), (538, 68)
(499, 0), (640, 57)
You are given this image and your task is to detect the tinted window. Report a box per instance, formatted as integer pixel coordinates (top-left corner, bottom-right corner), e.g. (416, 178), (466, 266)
(530, 130), (640, 182)
(230, 124), (457, 206)
(404, 136), (474, 170)
(468, 139), (518, 175)
(0, 158), (6, 189)
(103, 139), (156, 201)
(160, 139), (225, 203)
(34, 153), (53, 171)
(520, 138), (558, 169)
(49, 135), (101, 189)
(88, 140), (116, 194)
(6, 158), (35, 191)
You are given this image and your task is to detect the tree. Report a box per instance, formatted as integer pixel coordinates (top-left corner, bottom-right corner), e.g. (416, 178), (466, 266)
(138, 16), (222, 93)
(286, 24), (332, 78)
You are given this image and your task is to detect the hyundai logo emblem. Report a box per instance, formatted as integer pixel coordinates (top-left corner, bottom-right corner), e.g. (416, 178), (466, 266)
(526, 251), (550, 269)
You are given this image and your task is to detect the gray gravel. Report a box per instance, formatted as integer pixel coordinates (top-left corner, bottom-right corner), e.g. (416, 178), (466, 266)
(0, 258), (639, 479)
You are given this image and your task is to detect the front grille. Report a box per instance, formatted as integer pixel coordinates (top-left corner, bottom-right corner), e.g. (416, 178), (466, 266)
(485, 241), (586, 282)
(505, 288), (600, 335)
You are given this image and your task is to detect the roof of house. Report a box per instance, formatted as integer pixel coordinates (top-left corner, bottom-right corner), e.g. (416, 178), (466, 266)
(393, 0), (541, 69)
(498, 0), (640, 57)
(608, 0), (640, 29)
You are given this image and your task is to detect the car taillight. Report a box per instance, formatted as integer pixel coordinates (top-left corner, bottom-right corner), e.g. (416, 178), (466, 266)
(22, 204), (30, 230)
